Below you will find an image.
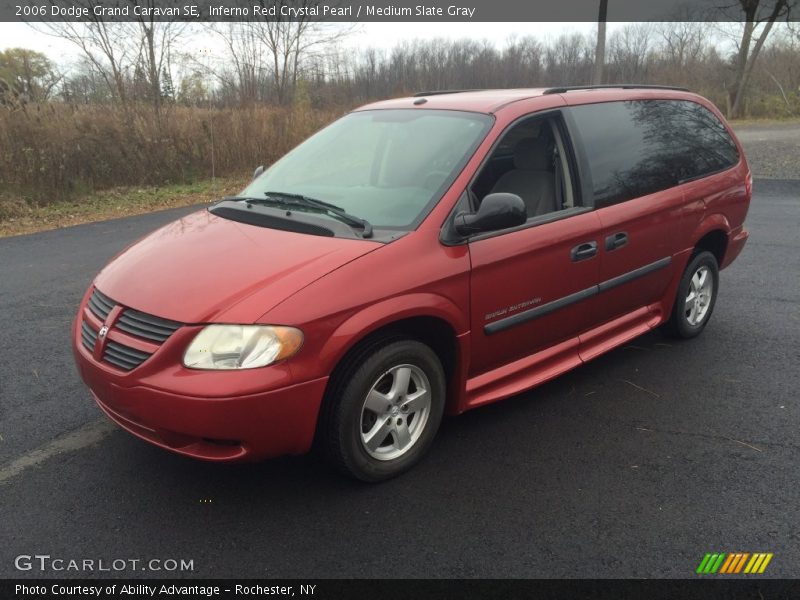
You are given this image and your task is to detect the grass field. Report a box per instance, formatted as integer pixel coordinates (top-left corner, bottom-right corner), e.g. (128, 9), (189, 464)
(0, 177), (244, 238)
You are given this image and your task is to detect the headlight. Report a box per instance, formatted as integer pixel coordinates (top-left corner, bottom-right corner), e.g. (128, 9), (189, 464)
(183, 325), (303, 370)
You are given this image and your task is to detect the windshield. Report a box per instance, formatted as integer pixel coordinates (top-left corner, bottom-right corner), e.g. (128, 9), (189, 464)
(240, 109), (493, 230)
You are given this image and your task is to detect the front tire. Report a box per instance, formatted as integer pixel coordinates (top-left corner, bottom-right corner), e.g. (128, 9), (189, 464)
(319, 339), (446, 482)
(665, 250), (719, 339)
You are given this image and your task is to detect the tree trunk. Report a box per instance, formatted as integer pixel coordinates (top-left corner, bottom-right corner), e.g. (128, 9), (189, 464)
(592, 0), (608, 85)
(144, 23), (161, 115)
(764, 68), (794, 115)
(729, 0), (786, 119)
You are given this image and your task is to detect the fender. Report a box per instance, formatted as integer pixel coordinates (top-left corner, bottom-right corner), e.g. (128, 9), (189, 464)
(316, 293), (471, 414)
(659, 213), (732, 322)
(688, 212), (731, 251)
(317, 292), (467, 369)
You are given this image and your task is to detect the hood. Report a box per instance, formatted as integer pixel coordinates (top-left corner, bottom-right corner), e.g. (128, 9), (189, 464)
(94, 209), (381, 323)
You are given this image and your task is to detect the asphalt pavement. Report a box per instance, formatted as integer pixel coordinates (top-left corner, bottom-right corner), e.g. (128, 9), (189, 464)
(0, 179), (798, 578)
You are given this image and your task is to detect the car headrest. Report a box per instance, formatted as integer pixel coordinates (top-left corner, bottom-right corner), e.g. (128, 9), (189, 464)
(514, 138), (551, 171)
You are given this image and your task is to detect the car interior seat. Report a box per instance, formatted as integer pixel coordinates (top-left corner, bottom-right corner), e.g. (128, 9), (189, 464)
(489, 137), (558, 218)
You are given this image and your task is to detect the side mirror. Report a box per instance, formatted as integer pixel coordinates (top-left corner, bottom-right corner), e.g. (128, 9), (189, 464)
(454, 193), (526, 236)
(253, 165), (265, 180)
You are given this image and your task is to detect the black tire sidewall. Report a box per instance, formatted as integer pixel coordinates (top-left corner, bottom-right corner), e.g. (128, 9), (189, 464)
(672, 251), (720, 338)
(336, 340), (446, 482)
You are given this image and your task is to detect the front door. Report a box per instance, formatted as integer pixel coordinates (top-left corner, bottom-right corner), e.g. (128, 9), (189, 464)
(464, 111), (603, 382)
(468, 209), (603, 379)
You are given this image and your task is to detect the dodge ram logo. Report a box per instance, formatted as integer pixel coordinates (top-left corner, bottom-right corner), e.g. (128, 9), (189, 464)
(98, 325), (109, 338)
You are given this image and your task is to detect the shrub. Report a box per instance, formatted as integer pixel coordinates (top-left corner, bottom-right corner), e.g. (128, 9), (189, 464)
(0, 103), (342, 206)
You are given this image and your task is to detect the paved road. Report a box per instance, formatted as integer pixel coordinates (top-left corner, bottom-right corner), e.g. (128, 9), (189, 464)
(1, 180), (798, 578)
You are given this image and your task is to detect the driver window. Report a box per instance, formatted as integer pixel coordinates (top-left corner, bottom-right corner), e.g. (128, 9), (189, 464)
(471, 115), (577, 219)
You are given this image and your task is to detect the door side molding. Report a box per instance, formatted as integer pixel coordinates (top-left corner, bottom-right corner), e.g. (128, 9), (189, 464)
(485, 286), (597, 335)
(484, 256), (672, 335)
(597, 256), (672, 293)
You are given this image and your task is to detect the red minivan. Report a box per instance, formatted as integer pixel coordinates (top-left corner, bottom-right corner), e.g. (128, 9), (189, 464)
(73, 85), (751, 481)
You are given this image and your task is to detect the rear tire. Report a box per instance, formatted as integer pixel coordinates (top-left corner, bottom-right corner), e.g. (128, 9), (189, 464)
(664, 250), (719, 339)
(319, 338), (446, 482)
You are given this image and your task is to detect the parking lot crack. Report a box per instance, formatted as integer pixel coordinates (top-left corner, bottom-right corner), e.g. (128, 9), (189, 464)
(631, 423), (800, 454)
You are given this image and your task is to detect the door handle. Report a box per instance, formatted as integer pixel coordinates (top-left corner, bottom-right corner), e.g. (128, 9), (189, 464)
(571, 241), (598, 262)
(605, 231), (628, 251)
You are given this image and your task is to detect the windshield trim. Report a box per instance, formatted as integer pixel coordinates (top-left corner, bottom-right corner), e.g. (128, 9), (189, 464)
(351, 107), (493, 117)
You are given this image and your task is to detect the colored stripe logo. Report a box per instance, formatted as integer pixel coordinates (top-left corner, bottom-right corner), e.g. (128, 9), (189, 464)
(696, 552), (773, 574)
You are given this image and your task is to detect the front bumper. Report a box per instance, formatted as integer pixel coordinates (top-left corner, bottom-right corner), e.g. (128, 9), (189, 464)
(84, 374), (328, 462)
(73, 300), (328, 462)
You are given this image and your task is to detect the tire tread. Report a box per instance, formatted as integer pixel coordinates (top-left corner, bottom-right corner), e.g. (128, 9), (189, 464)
(318, 333), (413, 479)
(664, 250), (719, 339)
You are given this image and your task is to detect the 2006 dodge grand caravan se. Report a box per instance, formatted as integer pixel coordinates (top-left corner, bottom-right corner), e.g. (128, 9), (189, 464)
(73, 85), (751, 481)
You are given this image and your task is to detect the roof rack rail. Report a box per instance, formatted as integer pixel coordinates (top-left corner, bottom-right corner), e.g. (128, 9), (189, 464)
(413, 89), (483, 97)
(542, 84), (690, 95)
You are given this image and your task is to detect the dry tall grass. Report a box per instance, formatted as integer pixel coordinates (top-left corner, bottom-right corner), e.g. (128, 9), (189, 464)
(0, 102), (342, 216)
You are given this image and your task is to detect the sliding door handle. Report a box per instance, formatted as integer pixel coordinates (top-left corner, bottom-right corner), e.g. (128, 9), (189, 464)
(605, 231), (628, 251)
(571, 241), (598, 262)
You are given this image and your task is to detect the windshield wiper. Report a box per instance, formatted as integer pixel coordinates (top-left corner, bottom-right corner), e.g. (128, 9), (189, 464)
(265, 191), (345, 212)
(215, 193), (374, 239)
(263, 191), (373, 239)
(213, 196), (267, 205)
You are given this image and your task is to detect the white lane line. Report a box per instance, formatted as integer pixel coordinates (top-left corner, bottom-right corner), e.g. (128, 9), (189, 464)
(0, 418), (116, 485)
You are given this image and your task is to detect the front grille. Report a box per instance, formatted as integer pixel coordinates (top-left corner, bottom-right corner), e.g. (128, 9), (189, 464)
(81, 321), (98, 352)
(116, 308), (181, 343)
(102, 340), (153, 371)
(82, 287), (183, 372)
(87, 288), (114, 321)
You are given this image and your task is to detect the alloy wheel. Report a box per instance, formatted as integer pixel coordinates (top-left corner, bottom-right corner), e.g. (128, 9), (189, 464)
(685, 265), (714, 326)
(359, 364), (432, 461)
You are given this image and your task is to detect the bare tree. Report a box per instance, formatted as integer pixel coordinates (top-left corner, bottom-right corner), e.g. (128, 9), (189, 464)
(133, 4), (185, 113)
(656, 22), (706, 69)
(61, 58), (115, 104)
(209, 23), (271, 105)
(546, 32), (593, 85)
(38, 1), (183, 110)
(38, 18), (135, 104)
(33, 17), (800, 119)
(502, 35), (543, 87)
(608, 24), (653, 82)
(720, 0), (793, 118)
(252, 1), (355, 105)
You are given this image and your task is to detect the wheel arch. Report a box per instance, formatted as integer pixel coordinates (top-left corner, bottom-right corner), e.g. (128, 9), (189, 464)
(690, 214), (730, 266)
(660, 217), (729, 326)
(317, 294), (470, 419)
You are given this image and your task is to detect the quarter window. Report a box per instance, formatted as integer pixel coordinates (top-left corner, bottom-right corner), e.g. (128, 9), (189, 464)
(570, 100), (739, 206)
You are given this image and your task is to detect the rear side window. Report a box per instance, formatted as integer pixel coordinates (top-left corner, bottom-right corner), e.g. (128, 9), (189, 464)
(569, 100), (739, 206)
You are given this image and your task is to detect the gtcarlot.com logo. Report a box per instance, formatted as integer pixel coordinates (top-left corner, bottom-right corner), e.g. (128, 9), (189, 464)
(696, 552), (773, 575)
(14, 554), (194, 572)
